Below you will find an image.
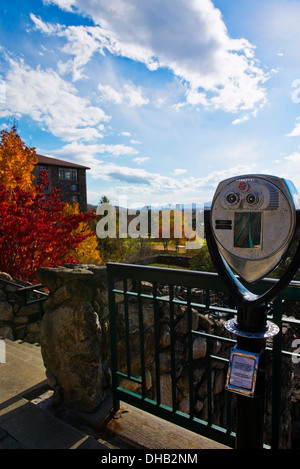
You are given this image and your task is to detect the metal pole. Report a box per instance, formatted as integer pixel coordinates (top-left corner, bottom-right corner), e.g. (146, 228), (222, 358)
(232, 300), (267, 449)
(235, 333), (266, 449)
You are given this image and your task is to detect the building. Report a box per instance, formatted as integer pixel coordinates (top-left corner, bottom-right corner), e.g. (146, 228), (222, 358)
(33, 154), (90, 212)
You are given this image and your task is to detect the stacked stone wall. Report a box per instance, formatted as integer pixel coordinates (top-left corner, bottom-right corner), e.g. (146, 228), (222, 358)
(0, 272), (45, 343)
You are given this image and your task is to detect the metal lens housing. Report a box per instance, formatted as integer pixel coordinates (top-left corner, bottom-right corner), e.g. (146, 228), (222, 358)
(227, 193), (239, 204)
(246, 192), (260, 205)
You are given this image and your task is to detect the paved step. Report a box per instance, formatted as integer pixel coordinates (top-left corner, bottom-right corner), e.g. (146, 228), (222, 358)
(0, 340), (143, 449)
(0, 339), (47, 405)
(4, 340), (44, 373)
(0, 398), (111, 449)
(0, 339), (231, 450)
(0, 340), (121, 449)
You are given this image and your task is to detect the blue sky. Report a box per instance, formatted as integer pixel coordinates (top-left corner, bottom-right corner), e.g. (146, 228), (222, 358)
(1, 0), (300, 208)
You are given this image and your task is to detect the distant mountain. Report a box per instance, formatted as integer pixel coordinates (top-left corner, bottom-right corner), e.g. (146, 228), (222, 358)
(93, 202), (205, 212)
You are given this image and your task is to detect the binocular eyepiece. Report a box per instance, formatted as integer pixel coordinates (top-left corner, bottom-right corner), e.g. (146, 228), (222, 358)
(208, 174), (299, 283)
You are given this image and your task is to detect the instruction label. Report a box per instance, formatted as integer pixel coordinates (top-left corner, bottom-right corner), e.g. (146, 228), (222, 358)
(225, 348), (259, 397)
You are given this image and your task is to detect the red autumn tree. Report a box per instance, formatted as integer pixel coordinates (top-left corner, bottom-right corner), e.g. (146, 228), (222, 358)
(0, 171), (96, 282)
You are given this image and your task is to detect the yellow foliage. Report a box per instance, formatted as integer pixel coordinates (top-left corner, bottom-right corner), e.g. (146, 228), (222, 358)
(0, 126), (38, 191)
(64, 202), (102, 265)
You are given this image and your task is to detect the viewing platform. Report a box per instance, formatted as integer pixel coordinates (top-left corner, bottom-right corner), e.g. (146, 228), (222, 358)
(0, 339), (230, 450)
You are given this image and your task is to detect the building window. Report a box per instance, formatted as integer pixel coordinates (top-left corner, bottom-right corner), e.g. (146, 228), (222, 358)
(58, 167), (77, 181)
(36, 164), (49, 187)
(71, 194), (79, 202)
(70, 184), (78, 191)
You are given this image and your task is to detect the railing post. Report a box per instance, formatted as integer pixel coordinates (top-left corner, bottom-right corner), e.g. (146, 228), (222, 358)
(107, 265), (120, 413)
(271, 298), (284, 449)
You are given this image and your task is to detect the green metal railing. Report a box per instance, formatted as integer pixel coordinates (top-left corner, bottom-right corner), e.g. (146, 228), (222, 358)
(0, 278), (48, 323)
(16, 283), (48, 322)
(107, 262), (300, 449)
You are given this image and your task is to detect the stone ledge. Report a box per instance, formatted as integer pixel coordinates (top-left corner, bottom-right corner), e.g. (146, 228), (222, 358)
(37, 264), (107, 290)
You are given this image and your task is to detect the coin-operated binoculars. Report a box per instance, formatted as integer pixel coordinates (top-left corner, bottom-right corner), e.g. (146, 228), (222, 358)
(204, 174), (300, 449)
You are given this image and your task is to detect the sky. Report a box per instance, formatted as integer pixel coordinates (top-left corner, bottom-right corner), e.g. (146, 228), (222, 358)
(1, 0), (300, 209)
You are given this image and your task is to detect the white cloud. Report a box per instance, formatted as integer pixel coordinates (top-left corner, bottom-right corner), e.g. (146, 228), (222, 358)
(0, 58), (109, 141)
(287, 117), (300, 137)
(47, 138), (257, 205)
(30, 13), (61, 35)
(130, 139), (142, 144)
(285, 152), (300, 163)
(106, 162), (257, 206)
(173, 168), (187, 175)
(30, 14), (109, 81)
(133, 157), (149, 164)
(232, 115), (250, 125)
(39, 0), (268, 113)
(275, 152), (300, 191)
(98, 83), (149, 107)
(45, 141), (139, 179)
(43, 0), (75, 10)
(49, 140), (138, 163)
(57, 29), (101, 81)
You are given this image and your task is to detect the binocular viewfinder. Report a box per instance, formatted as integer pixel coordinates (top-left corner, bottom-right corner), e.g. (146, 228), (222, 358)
(210, 174), (299, 283)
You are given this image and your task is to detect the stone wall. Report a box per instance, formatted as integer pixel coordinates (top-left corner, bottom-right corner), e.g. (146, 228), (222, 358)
(131, 254), (191, 268)
(0, 272), (46, 343)
(36, 264), (110, 413)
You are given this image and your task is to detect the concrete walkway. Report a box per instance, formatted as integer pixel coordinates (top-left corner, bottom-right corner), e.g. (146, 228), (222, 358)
(0, 339), (109, 449)
(0, 339), (230, 450)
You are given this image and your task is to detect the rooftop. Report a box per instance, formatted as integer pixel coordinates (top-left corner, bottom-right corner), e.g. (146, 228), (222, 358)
(37, 154), (90, 170)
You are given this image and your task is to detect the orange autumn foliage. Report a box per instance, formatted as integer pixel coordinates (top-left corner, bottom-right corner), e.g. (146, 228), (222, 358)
(0, 126), (38, 191)
(63, 202), (102, 265)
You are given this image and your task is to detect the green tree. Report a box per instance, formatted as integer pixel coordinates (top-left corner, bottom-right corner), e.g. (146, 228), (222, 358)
(96, 195), (126, 262)
(190, 244), (215, 272)
(268, 247), (300, 280)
